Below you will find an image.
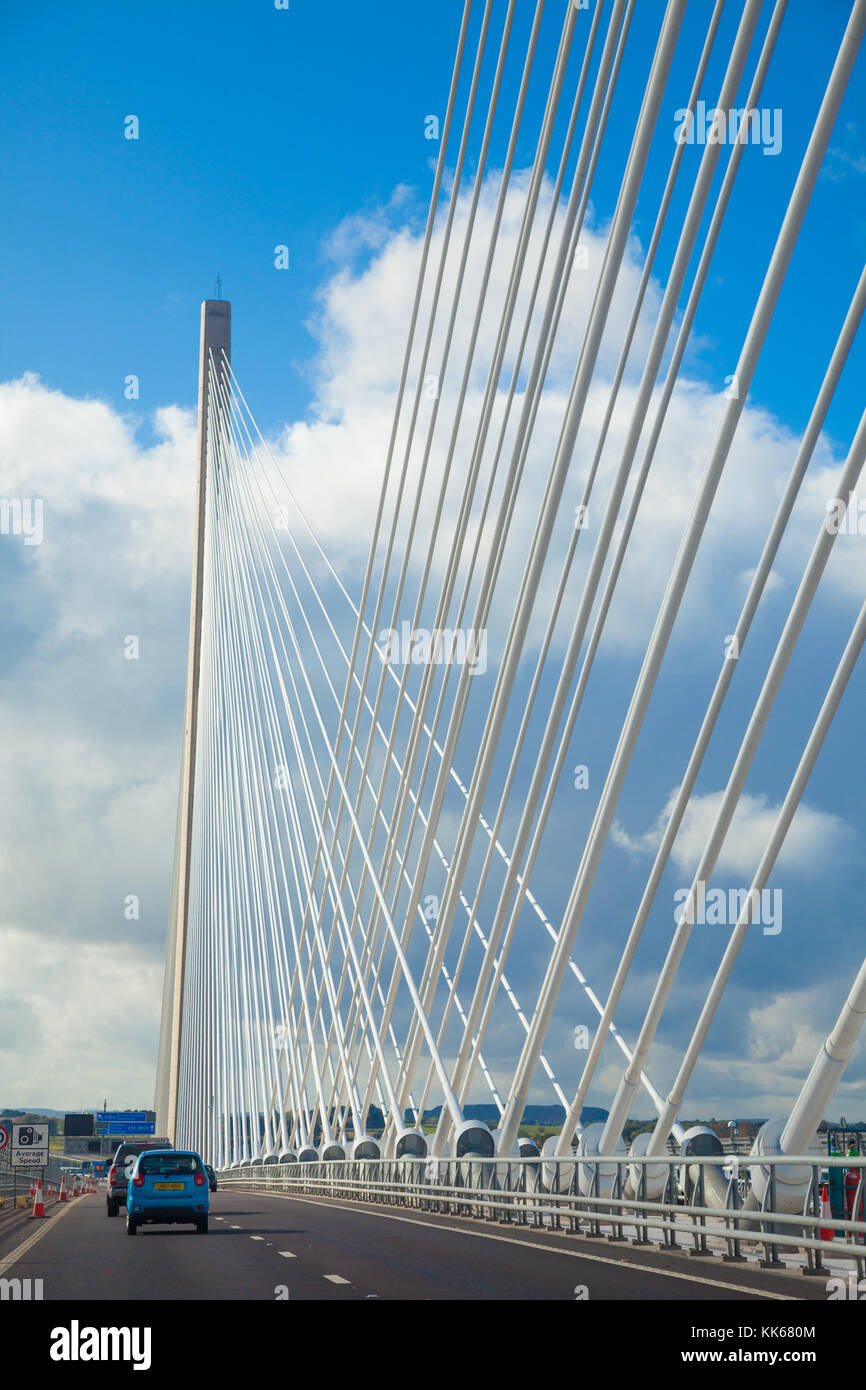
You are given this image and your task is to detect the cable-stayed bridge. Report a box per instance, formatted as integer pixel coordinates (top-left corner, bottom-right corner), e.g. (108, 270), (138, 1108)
(148, 0), (866, 1277)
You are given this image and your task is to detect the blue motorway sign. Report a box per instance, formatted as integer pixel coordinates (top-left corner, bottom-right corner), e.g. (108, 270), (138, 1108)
(105, 1122), (155, 1135)
(96, 1111), (147, 1123)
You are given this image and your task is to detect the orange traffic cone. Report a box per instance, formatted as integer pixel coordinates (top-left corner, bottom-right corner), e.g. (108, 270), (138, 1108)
(31, 1178), (46, 1218)
(819, 1182), (834, 1240)
(58, 1172), (68, 1202)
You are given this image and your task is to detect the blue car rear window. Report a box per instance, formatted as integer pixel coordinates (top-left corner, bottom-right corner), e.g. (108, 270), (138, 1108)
(138, 1154), (201, 1176)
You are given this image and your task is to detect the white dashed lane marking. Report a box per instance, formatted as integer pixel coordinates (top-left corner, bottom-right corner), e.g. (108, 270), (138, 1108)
(279, 1251), (296, 1259)
(230, 1225), (241, 1229)
(251, 1236), (264, 1241)
(265, 1192), (796, 1300)
(324, 1274), (350, 1284)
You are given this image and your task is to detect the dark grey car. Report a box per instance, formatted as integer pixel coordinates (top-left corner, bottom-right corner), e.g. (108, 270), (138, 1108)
(106, 1139), (173, 1216)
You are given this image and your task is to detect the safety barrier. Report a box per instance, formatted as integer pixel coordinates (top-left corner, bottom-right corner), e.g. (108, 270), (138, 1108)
(217, 1152), (866, 1279)
(0, 1162), (93, 1212)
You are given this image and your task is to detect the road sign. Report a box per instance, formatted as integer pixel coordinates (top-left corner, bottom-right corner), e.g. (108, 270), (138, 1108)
(96, 1111), (147, 1123)
(11, 1122), (49, 1167)
(0, 1124), (9, 1151)
(105, 1121), (155, 1135)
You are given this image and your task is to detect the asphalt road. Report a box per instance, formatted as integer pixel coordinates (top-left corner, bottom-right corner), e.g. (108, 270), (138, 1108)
(0, 1187), (819, 1301)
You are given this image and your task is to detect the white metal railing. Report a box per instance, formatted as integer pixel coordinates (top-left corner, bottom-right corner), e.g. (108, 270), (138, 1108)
(0, 1161), (81, 1207)
(217, 1153), (866, 1279)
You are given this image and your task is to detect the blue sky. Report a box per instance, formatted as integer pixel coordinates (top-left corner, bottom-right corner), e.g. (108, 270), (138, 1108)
(1, 1), (865, 1120)
(1, 1), (863, 438)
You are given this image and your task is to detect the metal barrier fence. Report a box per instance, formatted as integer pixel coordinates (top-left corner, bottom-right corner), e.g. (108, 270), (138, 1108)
(217, 1153), (866, 1280)
(0, 1170), (20, 1205)
(0, 1159), (91, 1209)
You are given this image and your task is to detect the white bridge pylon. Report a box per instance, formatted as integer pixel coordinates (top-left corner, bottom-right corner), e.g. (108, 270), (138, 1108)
(156, 0), (866, 1177)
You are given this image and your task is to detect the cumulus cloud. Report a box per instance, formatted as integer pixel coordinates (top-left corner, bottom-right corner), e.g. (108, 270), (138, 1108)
(684, 985), (866, 1118)
(1, 171), (861, 1111)
(0, 378), (195, 1105)
(0, 375), (196, 583)
(257, 173), (862, 669)
(611, 789), (858, 879)
(0, 927), (162, 1109)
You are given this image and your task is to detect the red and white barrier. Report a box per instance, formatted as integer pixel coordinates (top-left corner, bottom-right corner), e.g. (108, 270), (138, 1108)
(31, 1177), (46, 1218)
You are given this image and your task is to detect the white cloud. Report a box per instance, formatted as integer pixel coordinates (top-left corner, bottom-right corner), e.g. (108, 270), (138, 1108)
(0, 377), (194, 1105)
(746, 990), (826, 1072)
(612, 788), (858, 879)
(686, 984), (866, 1117)
(0, 171), (861, 1112)
(0, 927), (162, 1109)
(256, 175), (862, 669)
(587, 980), (865, 1122)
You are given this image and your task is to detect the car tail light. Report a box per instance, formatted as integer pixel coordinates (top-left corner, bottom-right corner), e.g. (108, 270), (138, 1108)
(194, 1172), (206, 1186)
(108, 1166), (117, 1184)
(132, 1174), (145, 1187)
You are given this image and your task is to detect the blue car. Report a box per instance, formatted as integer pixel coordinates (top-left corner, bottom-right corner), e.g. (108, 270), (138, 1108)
(126, 1149), (209, 1235)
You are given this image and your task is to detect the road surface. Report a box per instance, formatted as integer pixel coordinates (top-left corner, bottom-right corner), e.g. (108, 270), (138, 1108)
(0, 1187), (822, 1301)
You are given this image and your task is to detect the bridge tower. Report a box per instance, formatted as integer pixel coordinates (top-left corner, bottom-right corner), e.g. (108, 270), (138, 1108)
(155, 299), (231, 1142)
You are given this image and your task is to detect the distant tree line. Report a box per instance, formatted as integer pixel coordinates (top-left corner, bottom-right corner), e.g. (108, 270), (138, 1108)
(0, 1109), (61, 1135)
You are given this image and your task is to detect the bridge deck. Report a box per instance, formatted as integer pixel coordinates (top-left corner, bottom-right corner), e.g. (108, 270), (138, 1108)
(0, 1189), (827, 1302)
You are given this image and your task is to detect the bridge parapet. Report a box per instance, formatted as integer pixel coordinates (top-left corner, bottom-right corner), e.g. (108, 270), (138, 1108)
(218, 1153), (866, 1282)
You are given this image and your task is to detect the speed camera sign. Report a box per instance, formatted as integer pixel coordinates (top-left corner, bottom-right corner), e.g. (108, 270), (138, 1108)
(11, 1122), (49, 1166)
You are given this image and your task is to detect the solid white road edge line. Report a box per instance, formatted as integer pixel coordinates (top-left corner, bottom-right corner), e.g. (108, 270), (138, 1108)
(256, 1191), (796, 1300)
(0, 1200), (77, 1278)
